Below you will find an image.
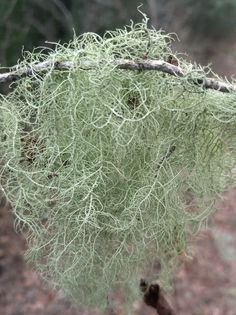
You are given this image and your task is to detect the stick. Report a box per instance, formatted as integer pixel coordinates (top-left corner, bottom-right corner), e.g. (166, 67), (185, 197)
(156, 145), (176, 171)
(0, 58), (235, 93)
(140, 278), (176, 315)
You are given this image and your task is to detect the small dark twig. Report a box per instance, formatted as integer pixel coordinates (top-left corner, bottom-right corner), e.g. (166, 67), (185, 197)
(156, 145), (176, 171)
(140, 278), (176, 315)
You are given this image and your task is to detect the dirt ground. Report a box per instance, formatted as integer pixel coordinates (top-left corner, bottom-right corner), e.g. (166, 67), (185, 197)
(0, 189), (236, 315)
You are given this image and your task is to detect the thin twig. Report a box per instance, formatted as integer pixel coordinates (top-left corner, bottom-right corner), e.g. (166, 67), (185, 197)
(0, 58), (235, 93)
(156, 145), (176, 171)
(0, 60), (73, 83)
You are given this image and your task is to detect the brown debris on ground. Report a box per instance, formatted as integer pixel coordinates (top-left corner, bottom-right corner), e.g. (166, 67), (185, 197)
(172, 189), (236, 315)
(0, 189), (236, 315)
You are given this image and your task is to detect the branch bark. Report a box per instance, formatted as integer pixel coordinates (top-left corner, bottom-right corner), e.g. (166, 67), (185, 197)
(140, 278), (176, 315)
(0, 58), (235, 93)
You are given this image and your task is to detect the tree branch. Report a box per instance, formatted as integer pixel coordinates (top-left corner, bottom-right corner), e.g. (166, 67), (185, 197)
(140, 278), (176, 315)
(0, 58), (235, 93)
(0, 60), (73, 83)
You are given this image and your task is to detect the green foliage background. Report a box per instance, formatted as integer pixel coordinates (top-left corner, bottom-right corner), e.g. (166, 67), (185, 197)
(179, 0), (236, 38)
(1, 0), (236, 67)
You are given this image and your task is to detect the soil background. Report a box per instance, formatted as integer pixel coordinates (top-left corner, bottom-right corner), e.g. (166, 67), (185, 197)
(0, 188), (236, 315)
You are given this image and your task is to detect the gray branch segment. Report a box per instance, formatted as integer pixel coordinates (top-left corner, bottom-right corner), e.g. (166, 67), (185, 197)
(0, 60), (73, 83)
(0, 58), (235, 93)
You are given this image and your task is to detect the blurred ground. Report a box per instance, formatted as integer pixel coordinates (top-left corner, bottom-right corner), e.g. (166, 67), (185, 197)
(0, 189), (236, 315)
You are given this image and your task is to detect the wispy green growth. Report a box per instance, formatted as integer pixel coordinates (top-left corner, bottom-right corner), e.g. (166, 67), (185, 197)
(1, 16), (236, 308)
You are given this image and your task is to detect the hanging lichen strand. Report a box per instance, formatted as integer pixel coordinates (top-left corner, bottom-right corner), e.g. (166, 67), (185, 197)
(1, 17), (236, 308)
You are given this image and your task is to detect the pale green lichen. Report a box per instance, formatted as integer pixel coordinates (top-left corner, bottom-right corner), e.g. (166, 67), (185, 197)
(1, 16), (236, 308)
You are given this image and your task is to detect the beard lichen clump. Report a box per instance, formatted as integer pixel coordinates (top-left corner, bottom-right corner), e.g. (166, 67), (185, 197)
(1, 19), (236, 308)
